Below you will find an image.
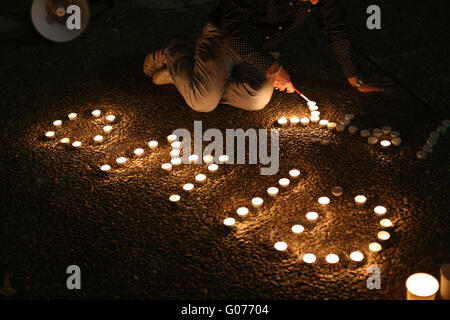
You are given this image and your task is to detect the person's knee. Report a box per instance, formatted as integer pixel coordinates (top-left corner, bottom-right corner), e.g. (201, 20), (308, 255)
(246, 82), (274, 111)
(187, 98), (220, 113)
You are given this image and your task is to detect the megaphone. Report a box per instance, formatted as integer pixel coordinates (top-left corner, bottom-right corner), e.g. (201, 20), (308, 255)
(31, 0), (90, 42)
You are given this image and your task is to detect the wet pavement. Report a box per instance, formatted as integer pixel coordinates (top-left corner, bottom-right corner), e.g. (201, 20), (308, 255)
(0, 0), (449, 299)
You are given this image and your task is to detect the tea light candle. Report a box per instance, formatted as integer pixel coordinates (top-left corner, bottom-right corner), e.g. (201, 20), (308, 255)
(374, 206), (387, 216)
(325, 253), (339, 264)
(223, 217), (235, 226)
(274, 241), (288, 251)
(355, 195), (367, 205)
(308, 105), (319, 111)
(291, 224), (304, 234)
(307, 101), (317, 108)
(208, 164), (218, 172)
(377, 231), (390, 241)
(72, 141), (82, 148)
(373, 128), (382, 137)
(406, 273), (439, 300)
(310, 116), (320, 123)
(369, 242), (382, 252)
(167, 134), (177, 143)
(237, 207), (249, 216)
(440, 264), (450, 300)
(391, 131), (401, 138)
(306, 211), (318, 221)
(310, 135), (320, 143)
(341, 119), (351, 127)
(368, 136), (378, 145)
(91, 110), (101, 117)
(171, 157), (182, 166)
(277, 117), (288, 126)
(303, 253), (316, 264)
(380, 140), (391, 148)
(392, 138), (402, 146)
(251, 197), (263, 207)
(116, 157), (127, 165)
(350, 251), (364, 262)
(183, 183), (194, 191)
(345, 114), (354, 121)
(203, 155), (214, 164)
(106, 115), (116, 122)
(430, 131), (440, 139)
(331, 186), (343, 197)
(300, 117), (310, 126)
(417, 151), (427, 159)
(327, 122), (336, 130)
(289, 169), (300, 178)
(267, 187), (279, 197)
(380, 219), (393, 228)
(423, 143), (433, 153)
(348, 126), (358, 134)
(45, 131), (55, 138)
(336, 124), (346, 132)
(161, 163), (172, 171)
(218, 155), (229, 164)
(443, 120), (450, 128)
(290, 116), (300, 125)
(310, 111), (320, 117)
(360, 129), (370, 138)
(170, 149), (180, 158)
(195, 174), (206, 182)
(319, 119), (329, 127)
(94, 135), (103, 142)
(382, 126), (392, 134)
(68, 113), (77, 120)
(437, 126), (447, 134)
(427, 137), (438, 146)
(134, 148), (144, 156)
(188, 154), (199, 163)
(103, 125), (113, 133)
(60, 137), (70, 144)
(53, 120), (62, 127)
(100, 164), (111, 172)
(279, 178), (290, 188)
(321, 138), (330, 146)
(148, 140), (158, 149)
(171, 141), (181, 149)
(318, 196), (330, 205)
(169, 194), (180, 202)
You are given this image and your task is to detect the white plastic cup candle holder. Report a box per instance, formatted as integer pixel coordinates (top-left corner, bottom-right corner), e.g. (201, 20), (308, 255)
(134, 148), (144, 156)
(319, 119), (329, 127)
(300, 118), (310, 126)
(274, 242), (288, 251)
(171, 158), (182, 166)
(318, 196), (330, 205)
(223, 217), (235, 226)
(440, 264), (450, 300)
(68, 113), (77, 120)
(203, 155), (214, 164)
(267, 187), (279, 197)
(355, 195), (367, 205)
(218, 155), (229, 164)
(45, 131), (55, 138)
(148, 141), (158, 149)
(252, 197), (263, 207)
(290, 116), (300, 125)
(72, 141), (82, 148)
(310, 116), (320, 124)
(369, 242), (382, 252)
(53, 120), (62, 127)
(106, 115), (116, 122)
(377, 231), (390, 241)
(380, 140), (391, 148)
(277, 117), (288, 126)
(289, 169), (300, 178)
(161, 163), (172, 171)
(100, 164), (111, 172)
(94, 135), (103, 142)
(169, 194), (181, 202)
(380, 219), (393, 228)
(116, 157), (127, 165)
(291, 224), (304, 234)
(103, 125), (113, 133)
(279, 178), (290, 188)
(350, 251), (364, 262)
(306, 211), (318, 221)
(195, 174), (206, 182)
(307, 101), (317, 108)
(368, 136), (378, 145)
(303, 253), (316, 264)
(188, 154), (199, 163)
(374, 206), (387, 216)
(309, 105), (319, 112)
(310, 111), (320, 117)
(406, 273), (439, 300)
(208, 164), (218, 172)
(91, 110), (101, 117)
(237, 207), (249, 216)
(183, 183), (194, 192)
(325, 254), (339, 264)
(170, 149), (181, 158)
(60, 138), (70, 144)
(167, 135), (177, 143)
(171, 141), (181, 150)
(327, 122), (336, 130)
(331, 186), (343, 197)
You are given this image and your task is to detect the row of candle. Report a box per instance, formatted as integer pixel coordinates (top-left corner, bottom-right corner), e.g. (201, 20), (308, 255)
(417, 119), (449, 159)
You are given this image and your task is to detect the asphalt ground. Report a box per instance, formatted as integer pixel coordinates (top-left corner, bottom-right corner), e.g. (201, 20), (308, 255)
(0, 0), (449, 299)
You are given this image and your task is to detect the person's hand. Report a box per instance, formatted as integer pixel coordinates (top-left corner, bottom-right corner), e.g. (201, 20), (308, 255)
(348, 76), (384, 93)
(266, 62), (295, 93)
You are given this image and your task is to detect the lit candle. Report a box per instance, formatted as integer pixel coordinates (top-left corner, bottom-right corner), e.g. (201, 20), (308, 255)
(170, 149), (180, 158)
(183, 183), (194, 191)
(289, 169), (300, 178)
(291, 224), (304, 234)
(310, 116), (320, 123)
(350, 251), (364, 262)
(310, 111), (320, 118)
(103, 125), (113, 133)
(148, 140), (158, 149)
(277, 117), (288, 126)
(423, 143), (433, 153)
(267, 187), (279, 197)
(372, 128), (382, 137)
(237, 207), (249, 216)
(251, 197), (263, 207)
(325, 253), (339, 264)
(417, 151), (427, 159)
(68, 113), (77, 120)
(45, 131), (55, 138)
(171, 141), (181, 149)
(319, 119), (329, 127)
(167, 134), (177, 143)
(382, 126), (392, 134)
(116, 157), (127, 165)
(380, 219), (392, 228)
(93, 135), (103, 142)
(440, 264), (450, 300)
(203, 155), (214, 164)
(300, 117), (310, 126)
(348, 126), (358, 134)
(368, 137), (378, 145)
(161, 163), (172, 171)
(309, 105), (319, 111)
(327, 122), (336, 130)
(368, 242), (382, 252)
(91, 110), (101, 117)
(218, 155), (229, 164)
(134, 148), (144, 156)
(318, 196), (330, 205)
(380, 140), (391, 148)
(374, 206), (387, 216)
(195, 173), (206, 182)
(331, 186), (343, 197)
(345, 114), (354, 121)
(53, 120), (62, 127)
(171, 157), (182, 166)
(279, 178), (290, 188)
(72, 141), (82, 148)
(406, 273), (439, 300)
(391, 131), (401, 138)
(391, 138), (402, 146)
(188, 154), (199, 163)
(377, 231), (390, 241)
(303, 253), (316, 264)
(290, 116), (300, 125)
(274, 241), (288, 251)
(306, 211), (318, 221)
(100, 164), (111, 172)
(208, 164), (218, 172)
(360, 129), (370, 138)
(169, 194), (180, 202)
(60, 137), (70, 144)
(355, 195), (367, 205)
(223, 217), (236, 226)
(307, 101), (317, 108)
(106, 115), (116, 122)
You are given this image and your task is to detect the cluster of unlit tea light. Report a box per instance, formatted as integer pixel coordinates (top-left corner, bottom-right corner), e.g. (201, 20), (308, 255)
(416, 120), (450, 159)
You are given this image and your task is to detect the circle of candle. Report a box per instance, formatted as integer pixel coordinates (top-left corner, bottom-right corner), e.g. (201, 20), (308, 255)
(223, 217), (235, 226)
(377, 231), (390, 241)
(348, 126), (358, 134)
(430, 131), (439, 139)
(368, 136), (378, 145)
(291, 224), (304, 234)
(319, 119), (329, 127)
(427, 137), (438, 146)
(274, 241), (288, 251)
(116, 157), (127, 165)
(148, 140), (158, 149)
(218, 155), (229, 164)
(423, 143), (433, 153)
(195, 173), (206, 182)
(53, 120), (62, 127)
(336, 124), (345, 132)
(318, 196), (330, 205)
(437, 126), (447, 134)
(208, 164), (218, 172)
(171, 157), (182, 166)
(355, 195), (367, 205)
(60, 137), (70, 144)
(68, 113), (77, 120)
(103, 125), (113, 133)
(100, 164), (111, 172)
(325, 253), (339, 264)
(369, 242), (382, 252)
(267, 187), (279, 197)
(380, 140), (391, 148)
(360, 129), (370, 138)
(310, 111), (320, 117)
(303, 253), (316, 264)
(374, 206), (387, 216)
(170, 149), (180, 158)
(106, 115), (116, 122)
(277, 117), (288, 126)
(251, 197), (263, 207)
(169, 194), (180, 202)
(161, 163), (172, 171)
(440, 264), (450, 300)
(134, 148), (144, 156)
(350, 251), (364, 262)
(279, 178), (290, 188)
(331, 186), (343, 197)
(290, 116), (300, 124)
(382, 126), (392, 134)
(327, 122), (336, 130)
(306, 211), (318, 221)
(300, 117), (310, 126)
(203, 155), (214, 164)
(372, 128), (382, 137)
(289, 169), (300, 178)
(406, 273), (439, 300)
(380, 218), (392, 228)
(237, 207), (249, 216)
(171, 141), (181, 149)
(345, 114), (354, 121)
(91, 110), (101, 117)
(167, 134), (177, 143)
(391, 131), (401, 138)
(183, 183), (194, 191)
(93, 135), (103, 142)
(72, 141), (82, 148)
(188, 154), (198, 163)
(310, 116), (320, 123)
(417, 151), (427, 159)
(391, 137), (402, 146)
(45, 131), (55, 138)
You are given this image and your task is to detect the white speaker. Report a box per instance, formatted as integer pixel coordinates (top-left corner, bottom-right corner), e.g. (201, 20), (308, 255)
(31, 0), (90, 42)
